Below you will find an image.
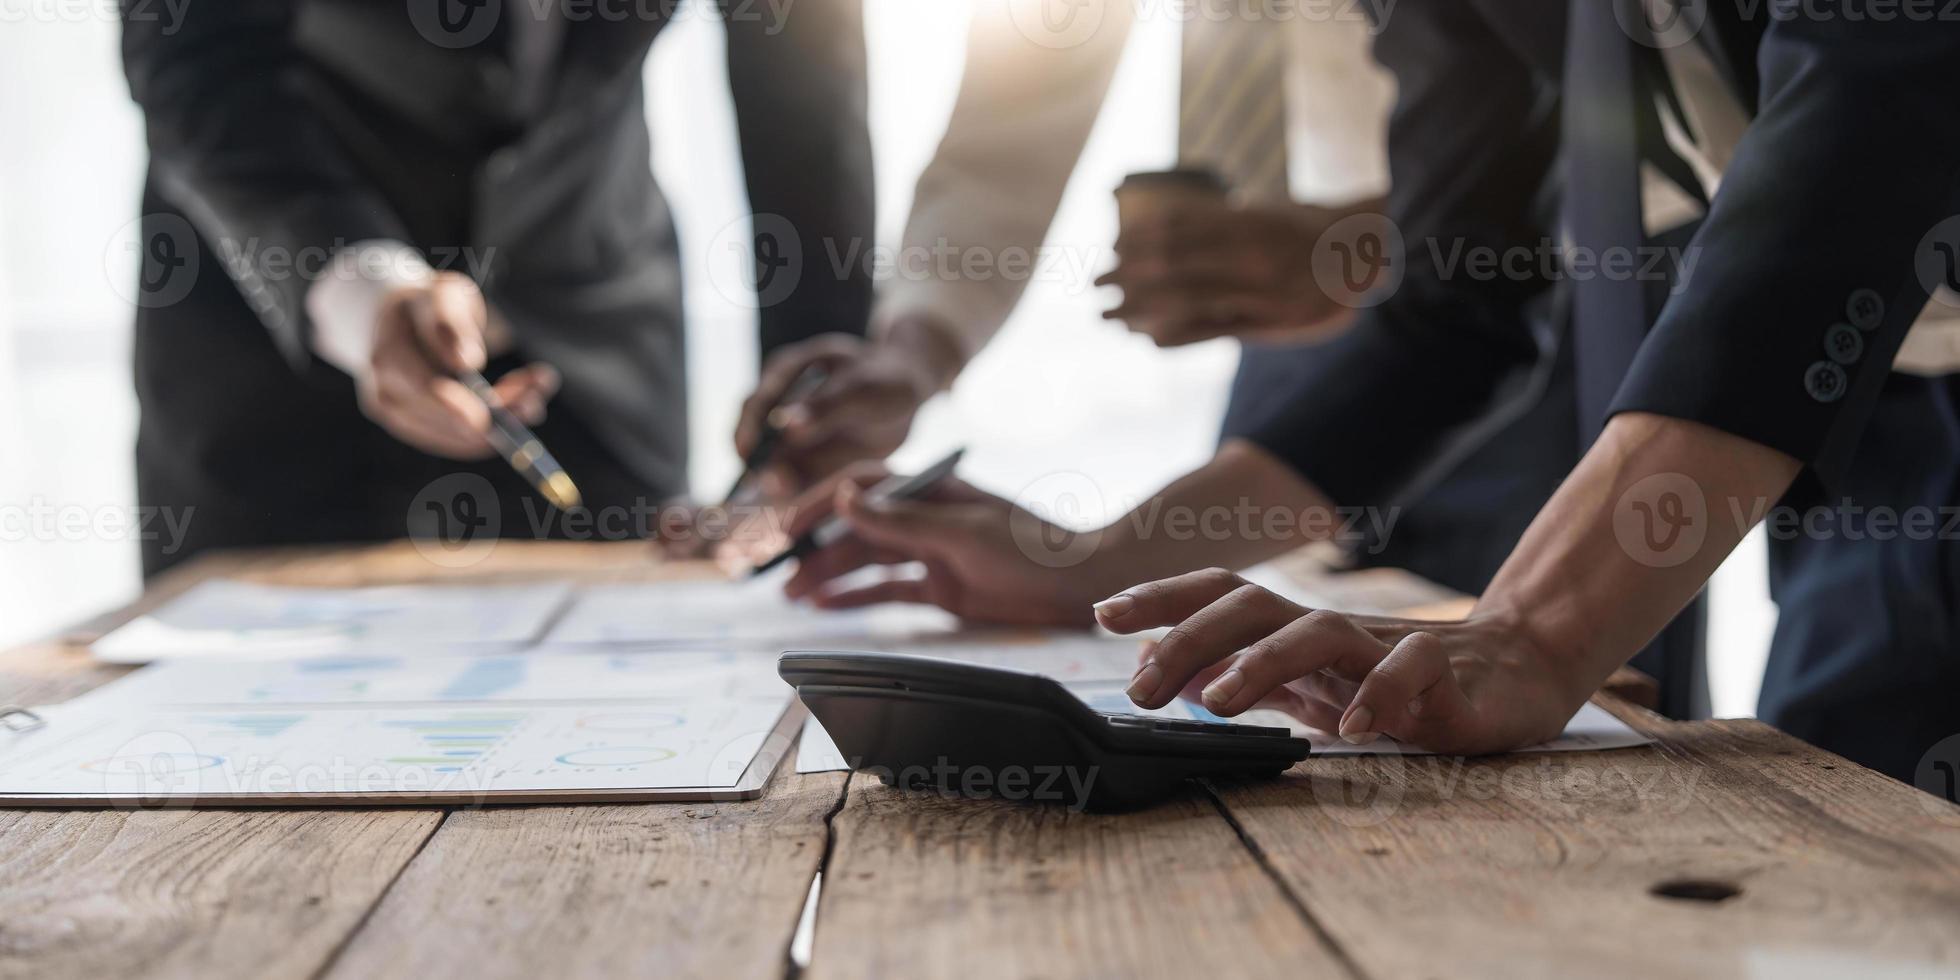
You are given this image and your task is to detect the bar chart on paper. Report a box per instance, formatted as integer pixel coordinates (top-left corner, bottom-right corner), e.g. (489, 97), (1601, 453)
(0, 652), (796, 802)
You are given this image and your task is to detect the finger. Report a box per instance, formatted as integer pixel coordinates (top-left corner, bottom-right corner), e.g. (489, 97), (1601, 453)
(1165, 656), (1345, 731)
(1194, 609), (1390, 717)
(1341, 631), (1473, 746)
(1129, 584), (1308, 709)
(1106, 286), (1285, 331)
(1268, 690), (1346, 734)
(1116, 203), (1237, 254)
(738, 337), (856, 453)
(489, 363), (561, 422)
(370, 342), (493, 457)
(1093, 566), (1246, 633)
(408, 280), (487, 374)
(781, 462), (890, 540)
(835, 483), (981, 561)
(1296, 669), (1362, 710)
(1101, 249), (1273, 290)
(1107, 311), (1242, 349)
(779, 387), (889, 452)
(373, 393), (494, 460)
(782, 533), (907, 600)
(370, 397), (481, 459)
(1179, 662), (1352, 716)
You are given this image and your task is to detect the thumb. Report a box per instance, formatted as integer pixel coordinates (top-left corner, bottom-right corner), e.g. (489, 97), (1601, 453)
(408, 279), (488, 375)
(1342, 631), (1472, 746)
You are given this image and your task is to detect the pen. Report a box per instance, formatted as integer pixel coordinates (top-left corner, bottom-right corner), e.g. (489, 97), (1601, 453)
(720, 364), (831, 507)
(748, 448), (966, 578)
(460, 369), (583, 512)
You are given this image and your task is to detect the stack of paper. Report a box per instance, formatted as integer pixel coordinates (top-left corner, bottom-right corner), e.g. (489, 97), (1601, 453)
(92, 580), (574, 663)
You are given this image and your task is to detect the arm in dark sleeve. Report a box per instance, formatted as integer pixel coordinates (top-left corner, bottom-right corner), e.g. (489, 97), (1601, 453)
(120, 0), (408, 367)
(1609, 18), (1960, 489)
(1240, 0), (1564, 509)
(721, 0), (877, 358)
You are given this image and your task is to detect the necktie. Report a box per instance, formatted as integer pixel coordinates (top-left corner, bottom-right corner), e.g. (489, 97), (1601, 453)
(507, 0), (565, 121)
(1566, 0), (1714, 720)
(1564, 0), (1651, 446)
(1178, 1), (1291, 202)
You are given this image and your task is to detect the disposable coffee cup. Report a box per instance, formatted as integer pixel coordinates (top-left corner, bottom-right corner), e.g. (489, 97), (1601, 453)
(1115, 167), (1230, 235)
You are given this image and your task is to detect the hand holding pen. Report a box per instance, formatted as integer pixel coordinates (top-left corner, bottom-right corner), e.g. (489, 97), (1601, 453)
(324, 272), (562, 463)
(732, 330), (955, 500)
(722, 363), (832, 506)
(749, 448), (965, 577)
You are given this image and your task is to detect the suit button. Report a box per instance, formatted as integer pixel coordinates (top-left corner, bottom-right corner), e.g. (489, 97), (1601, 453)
(486, 149), (520, 182)
(1824, 323), (1864, 365)
(1847, 288), (1884, 331)
(1805, 361), (1848, 403)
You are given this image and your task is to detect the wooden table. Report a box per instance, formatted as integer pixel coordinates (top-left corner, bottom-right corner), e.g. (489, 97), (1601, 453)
(4, 542), (1958, 979)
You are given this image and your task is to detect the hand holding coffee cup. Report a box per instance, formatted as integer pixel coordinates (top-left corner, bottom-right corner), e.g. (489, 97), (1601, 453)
(1100, 168), (1388, 348)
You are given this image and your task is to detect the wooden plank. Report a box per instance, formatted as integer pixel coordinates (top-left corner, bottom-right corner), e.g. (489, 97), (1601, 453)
(808, 777), (1355, 979)
(0, 543), (702, 980)
(0, 807), (441, 980)
(323, 772), (848, 980)
(1211, 713), (1960, 979)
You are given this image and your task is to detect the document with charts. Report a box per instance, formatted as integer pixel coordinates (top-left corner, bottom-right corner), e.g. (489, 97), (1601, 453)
(544, 579), (957, 648)
(0, 651), (796, 804)
(91, 580), (575, 664)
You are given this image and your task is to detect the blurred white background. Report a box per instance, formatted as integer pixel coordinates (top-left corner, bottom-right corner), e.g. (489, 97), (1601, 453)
(0, 1), (1773, 715)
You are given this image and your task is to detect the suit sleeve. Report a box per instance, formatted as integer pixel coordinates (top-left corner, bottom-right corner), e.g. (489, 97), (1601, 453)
(1608, 19), (1960, 489)
(722, 0), (877, 359)
(870, 0), (1132, 362)
(1240, 0), (1562, 509)
(121, 0), (409, 368)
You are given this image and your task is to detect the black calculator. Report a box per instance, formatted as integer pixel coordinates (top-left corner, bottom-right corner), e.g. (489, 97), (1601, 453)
(779, 651), (1312, 810)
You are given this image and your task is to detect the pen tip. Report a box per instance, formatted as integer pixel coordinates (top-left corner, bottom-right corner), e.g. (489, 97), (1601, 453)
(543, 472), (583, 512)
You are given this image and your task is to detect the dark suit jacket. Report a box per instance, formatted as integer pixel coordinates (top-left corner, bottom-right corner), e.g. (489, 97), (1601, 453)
(1240, 0), (1960, 511)
(120, 0), (874, 504)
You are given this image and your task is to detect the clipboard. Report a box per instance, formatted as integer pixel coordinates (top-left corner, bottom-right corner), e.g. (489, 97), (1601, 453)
(0, 650), (806, 808)
(0, 701), (802, 808)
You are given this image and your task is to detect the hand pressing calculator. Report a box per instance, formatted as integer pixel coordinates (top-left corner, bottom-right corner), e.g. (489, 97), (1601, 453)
(779, 651), (1311, 810)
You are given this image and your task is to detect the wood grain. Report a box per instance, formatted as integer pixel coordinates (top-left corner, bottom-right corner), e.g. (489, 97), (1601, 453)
(808, 777), (1355, 979)
(324, 772), (846, 980)
(0, 543), (747, 980)
(1211, 715), (1960, 979)
(10, 540), (1960, 980)
(0, 807), (440, 980)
